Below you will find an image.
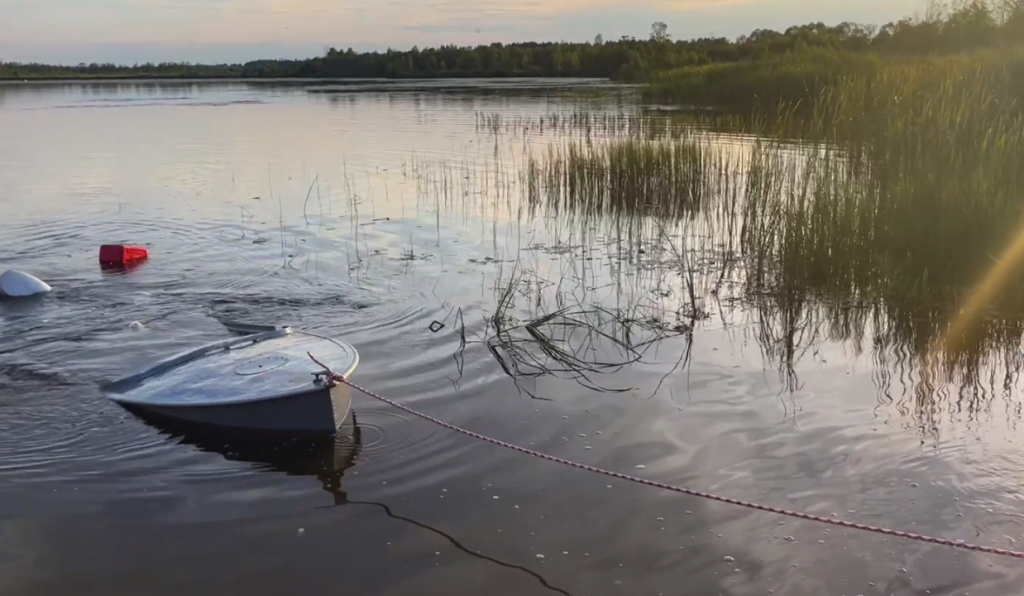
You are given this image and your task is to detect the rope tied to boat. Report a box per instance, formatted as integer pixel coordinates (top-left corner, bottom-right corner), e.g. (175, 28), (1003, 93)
(307, 352), (1024, 561)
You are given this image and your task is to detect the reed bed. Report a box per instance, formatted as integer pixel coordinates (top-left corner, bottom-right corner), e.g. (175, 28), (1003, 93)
(487, 55), (1024, 415)
(378, 55), (1024, 418)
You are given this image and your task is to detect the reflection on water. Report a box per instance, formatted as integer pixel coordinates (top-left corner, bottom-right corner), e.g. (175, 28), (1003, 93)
(1, 80), (1024, 596)
(156, 414), (364, 506)
(155, 413), (576, 595)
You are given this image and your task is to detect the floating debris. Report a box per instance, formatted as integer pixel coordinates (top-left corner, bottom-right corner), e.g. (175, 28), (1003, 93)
(723, 556), (735, 563)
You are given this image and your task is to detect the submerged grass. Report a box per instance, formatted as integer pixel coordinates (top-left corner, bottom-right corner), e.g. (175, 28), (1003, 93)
(480, 261), (680, 399)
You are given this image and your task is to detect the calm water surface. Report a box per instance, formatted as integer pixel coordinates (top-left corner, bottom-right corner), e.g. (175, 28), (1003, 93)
(1, 80), (1023, 596)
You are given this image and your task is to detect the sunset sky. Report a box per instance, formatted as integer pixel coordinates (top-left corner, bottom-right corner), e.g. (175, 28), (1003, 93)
(2, 0), (926, 64)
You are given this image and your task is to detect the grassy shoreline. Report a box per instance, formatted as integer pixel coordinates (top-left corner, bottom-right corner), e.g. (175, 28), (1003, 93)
(643, 46), (1024, 113)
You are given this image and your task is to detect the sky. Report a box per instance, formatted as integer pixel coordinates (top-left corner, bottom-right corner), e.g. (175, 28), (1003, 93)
(1, 0), (928, 65)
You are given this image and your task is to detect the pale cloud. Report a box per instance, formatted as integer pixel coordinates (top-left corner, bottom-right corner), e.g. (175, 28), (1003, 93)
(0, 0), (927, 63)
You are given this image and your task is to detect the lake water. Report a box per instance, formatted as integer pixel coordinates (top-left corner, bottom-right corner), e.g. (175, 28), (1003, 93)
(1, 79), (1023, 596)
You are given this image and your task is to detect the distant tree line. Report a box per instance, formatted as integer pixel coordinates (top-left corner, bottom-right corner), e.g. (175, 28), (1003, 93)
(2, 0), (1022, 81)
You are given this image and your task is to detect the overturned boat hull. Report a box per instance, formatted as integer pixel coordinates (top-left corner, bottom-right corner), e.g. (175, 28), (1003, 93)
(117, 382), (352, 435)
(102, 326), (358, 435)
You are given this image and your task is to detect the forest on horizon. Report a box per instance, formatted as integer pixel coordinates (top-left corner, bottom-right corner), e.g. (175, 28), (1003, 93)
(2, 0), (1022, 81)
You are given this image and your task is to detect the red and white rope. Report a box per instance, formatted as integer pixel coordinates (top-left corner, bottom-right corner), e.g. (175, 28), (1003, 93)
(308, 353), (1024, 561)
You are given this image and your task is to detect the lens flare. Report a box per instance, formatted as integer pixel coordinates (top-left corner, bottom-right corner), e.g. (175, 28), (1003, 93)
(942, 216), (1024, 354)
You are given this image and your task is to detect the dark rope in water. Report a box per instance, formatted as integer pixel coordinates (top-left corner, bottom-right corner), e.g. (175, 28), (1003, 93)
(308, 352), (1024, 562)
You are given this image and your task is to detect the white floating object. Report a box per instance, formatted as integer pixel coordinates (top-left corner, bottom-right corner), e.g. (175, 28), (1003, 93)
(536, 554), (545, 559)
(0, 270), (52, 298)
(129, 321), (145, 331)
(635, 465), (646, 470)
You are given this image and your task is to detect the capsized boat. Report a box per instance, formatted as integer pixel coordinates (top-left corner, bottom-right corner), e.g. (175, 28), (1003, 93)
(102, 325), (358, 434)
(0, 270), (52, 298)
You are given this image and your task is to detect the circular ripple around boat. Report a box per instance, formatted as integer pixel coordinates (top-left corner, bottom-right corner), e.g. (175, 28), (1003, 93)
(203, 281), (431, 344)
(0, 219), (89, 261)
(0, 215), (276, 292)
(348, 409), (436, 456)
(0, 389), (168, 479)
